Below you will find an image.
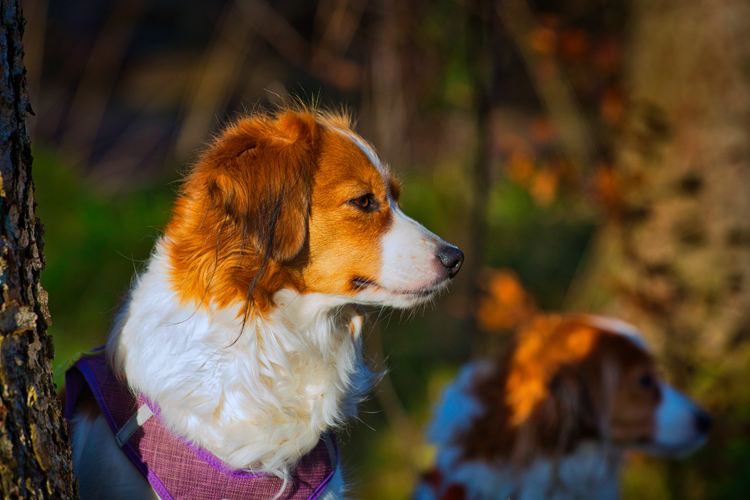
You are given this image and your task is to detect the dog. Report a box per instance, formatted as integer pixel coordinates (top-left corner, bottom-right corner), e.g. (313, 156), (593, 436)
(415, 314), (711, 500)
(64, 106), (464, 500)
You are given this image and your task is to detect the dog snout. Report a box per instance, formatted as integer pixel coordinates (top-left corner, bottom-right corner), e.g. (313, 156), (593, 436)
(437, 245), (464, 279)
(694, 410), (713, 435)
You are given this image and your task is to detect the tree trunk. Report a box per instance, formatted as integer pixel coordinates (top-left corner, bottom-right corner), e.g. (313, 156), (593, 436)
(574, 0), (750, 382)
(0, 0), (78, 498)
(571, 1), (750, 496)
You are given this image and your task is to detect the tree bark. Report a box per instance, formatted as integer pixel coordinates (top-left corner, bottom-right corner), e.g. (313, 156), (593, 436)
(0, 0), (78, 498)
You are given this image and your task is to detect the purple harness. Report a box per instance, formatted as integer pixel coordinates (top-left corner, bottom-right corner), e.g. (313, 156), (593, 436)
(64, 351), (337, 500)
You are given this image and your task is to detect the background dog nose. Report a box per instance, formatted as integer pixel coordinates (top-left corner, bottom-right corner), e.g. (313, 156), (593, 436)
(695, 410), (713, 434)
(437, 246), (464, 278)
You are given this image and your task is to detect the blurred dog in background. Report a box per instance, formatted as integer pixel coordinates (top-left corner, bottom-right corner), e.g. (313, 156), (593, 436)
(415, 315), (711, 500)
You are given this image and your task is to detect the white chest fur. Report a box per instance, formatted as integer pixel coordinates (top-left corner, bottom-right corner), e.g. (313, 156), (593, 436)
(107, 245), (372, 476)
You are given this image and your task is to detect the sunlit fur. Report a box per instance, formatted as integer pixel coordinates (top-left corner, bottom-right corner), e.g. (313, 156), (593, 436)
(415, 315), (710, 500)
(68, 106), (462, 499)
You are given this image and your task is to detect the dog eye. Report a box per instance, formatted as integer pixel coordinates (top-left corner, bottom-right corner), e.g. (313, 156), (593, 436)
(638, 373), (655, 389)
(349, 194), (378, 212)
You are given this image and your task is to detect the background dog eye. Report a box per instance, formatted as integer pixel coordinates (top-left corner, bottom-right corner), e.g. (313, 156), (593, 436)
(638, 373), (655, 389)
(350, 193), (378, 212)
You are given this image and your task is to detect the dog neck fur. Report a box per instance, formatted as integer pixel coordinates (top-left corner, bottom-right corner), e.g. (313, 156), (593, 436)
(107, 241), (373, 476)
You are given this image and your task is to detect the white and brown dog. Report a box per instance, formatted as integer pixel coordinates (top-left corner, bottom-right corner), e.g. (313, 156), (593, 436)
(65, 107), (463, 499)
(416, 315), (711, 500)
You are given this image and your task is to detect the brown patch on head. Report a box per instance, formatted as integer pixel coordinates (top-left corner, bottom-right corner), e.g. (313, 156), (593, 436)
(165, 109), (317, 311)
(459, 315), (660, 465)
(607, 338), (661, 446)
(299, 125), (398, 296)
(164, 107), (400, 313)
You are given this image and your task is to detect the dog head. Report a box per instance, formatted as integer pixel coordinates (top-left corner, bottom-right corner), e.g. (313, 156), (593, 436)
(461, 315), (710, 464)
(164, 107), (463, 312)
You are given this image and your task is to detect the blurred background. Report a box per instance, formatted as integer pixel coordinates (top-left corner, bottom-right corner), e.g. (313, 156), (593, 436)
(22, 0), (750, 497)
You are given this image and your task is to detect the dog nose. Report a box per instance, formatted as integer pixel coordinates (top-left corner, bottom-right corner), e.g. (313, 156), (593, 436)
(694, 410), (713, 435)
(437, 246), (464, 278)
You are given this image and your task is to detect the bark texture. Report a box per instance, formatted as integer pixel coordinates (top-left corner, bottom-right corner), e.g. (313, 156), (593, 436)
(0, 0), (78, 497)
(576, 0), (750, 384)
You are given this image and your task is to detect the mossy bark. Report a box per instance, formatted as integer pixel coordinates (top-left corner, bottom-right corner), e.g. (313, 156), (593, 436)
(0, 0), (78, 498)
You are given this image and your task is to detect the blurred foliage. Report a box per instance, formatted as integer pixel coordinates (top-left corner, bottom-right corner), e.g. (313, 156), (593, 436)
(33, 147), (176, 384)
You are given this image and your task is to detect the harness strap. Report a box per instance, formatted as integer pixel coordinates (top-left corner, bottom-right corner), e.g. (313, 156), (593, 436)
(65, 351), (338, 500)
(116, 404), (155, 447)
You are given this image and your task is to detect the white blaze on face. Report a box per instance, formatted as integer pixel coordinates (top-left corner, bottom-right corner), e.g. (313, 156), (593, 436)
(379, 200), (451, 292)
(584, 315), (649, 350)
(649, 384), (709, 457)
(334, 129), (388, 177)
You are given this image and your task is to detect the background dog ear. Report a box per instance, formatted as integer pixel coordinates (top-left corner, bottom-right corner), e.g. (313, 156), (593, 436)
(204, 111), (318, 262)
(528, 367), (599, 457)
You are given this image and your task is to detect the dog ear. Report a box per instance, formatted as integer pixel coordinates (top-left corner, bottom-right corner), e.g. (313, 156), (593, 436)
(531, 367), (599, 456)
(203, 111), (318, 262)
